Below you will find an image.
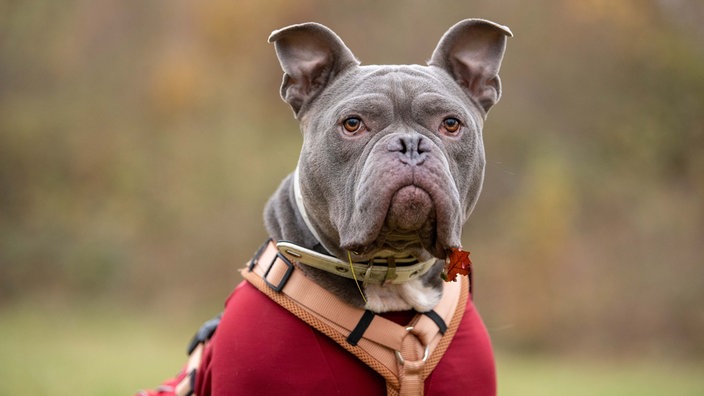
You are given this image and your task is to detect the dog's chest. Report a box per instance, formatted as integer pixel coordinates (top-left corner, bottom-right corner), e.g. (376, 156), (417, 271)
(200, 281), (496, 395)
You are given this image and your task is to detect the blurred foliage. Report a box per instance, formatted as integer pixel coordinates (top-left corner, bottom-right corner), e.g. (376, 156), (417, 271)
(1, 0), (703, 360)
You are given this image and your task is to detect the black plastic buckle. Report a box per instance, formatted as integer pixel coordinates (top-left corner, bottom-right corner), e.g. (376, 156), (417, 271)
(186, 313), (222, 355)
(264, 252), (294, 292)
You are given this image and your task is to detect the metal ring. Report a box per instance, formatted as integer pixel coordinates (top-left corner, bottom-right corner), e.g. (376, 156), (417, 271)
(394, 345), (430, 365)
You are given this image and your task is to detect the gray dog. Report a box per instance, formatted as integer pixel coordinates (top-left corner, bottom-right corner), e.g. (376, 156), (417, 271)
(140, 19), (511, 396)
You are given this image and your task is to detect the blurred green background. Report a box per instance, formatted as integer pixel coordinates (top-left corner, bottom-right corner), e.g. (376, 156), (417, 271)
(1, 0), (703, 394)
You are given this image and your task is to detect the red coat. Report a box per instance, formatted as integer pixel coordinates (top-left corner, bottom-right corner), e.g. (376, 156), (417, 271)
(187, 280), (496, 396)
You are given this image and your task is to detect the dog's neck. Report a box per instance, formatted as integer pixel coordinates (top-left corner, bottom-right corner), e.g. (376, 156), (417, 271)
(292, 167), (332, 253)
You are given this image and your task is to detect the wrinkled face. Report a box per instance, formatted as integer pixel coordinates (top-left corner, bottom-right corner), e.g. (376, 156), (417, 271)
(298, 64), (486, 260)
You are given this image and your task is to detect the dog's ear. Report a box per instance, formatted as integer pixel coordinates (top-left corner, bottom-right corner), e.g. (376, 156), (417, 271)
(269, 23), (359, 117)
(429, 19), (512, 114)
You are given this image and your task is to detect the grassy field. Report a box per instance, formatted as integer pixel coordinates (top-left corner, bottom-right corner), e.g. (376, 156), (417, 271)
(495, 352), (704, 396)
(1, 302), (702, 395)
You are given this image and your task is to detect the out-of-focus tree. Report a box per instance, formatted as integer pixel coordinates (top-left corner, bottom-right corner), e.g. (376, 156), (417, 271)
(1, 0), (702, 359)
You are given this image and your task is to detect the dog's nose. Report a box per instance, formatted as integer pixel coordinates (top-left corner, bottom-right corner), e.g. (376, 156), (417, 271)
(388, 134), (429, 165)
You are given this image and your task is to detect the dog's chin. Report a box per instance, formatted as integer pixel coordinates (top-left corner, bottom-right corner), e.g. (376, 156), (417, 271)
(343, 186), (459, 261)
(349, 219), (446, 262)
(341, 234), (430, 261)
(352, 228), (433, 261)
(340, 183), (462, 261)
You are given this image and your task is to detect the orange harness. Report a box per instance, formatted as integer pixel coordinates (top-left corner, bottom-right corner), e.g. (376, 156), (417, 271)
(241, 240), (469, 396)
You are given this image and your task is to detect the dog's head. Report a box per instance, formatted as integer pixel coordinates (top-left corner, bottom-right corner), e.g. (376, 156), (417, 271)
(266, 20), (511, 311)
(270, 20), (511, 261)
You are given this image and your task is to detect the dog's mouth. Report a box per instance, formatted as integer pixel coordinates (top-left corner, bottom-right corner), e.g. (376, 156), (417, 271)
(345, 185), (443, 262)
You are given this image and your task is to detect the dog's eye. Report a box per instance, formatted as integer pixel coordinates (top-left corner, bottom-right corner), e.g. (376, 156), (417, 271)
(441, 117), (461, 134)
(342, 117), (364, 134)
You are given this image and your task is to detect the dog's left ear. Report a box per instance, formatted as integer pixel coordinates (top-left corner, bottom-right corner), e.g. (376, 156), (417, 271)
(429, 19), (512, 114)
(269, 23), (359, 117)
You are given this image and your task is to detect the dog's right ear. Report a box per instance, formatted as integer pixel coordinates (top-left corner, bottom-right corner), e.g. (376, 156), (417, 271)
(269, 23), (359, 117)
(429, 19), (512, 114)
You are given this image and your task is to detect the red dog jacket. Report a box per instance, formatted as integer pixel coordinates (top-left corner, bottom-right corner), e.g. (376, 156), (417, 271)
(138, 243), (496, 396)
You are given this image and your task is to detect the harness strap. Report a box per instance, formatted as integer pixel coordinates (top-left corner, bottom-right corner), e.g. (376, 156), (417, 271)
(399, 334), (425, 396)
(242, 240), (469, 395)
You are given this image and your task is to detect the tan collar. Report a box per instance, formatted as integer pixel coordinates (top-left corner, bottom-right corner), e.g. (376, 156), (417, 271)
(276, 241), (438, 285)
